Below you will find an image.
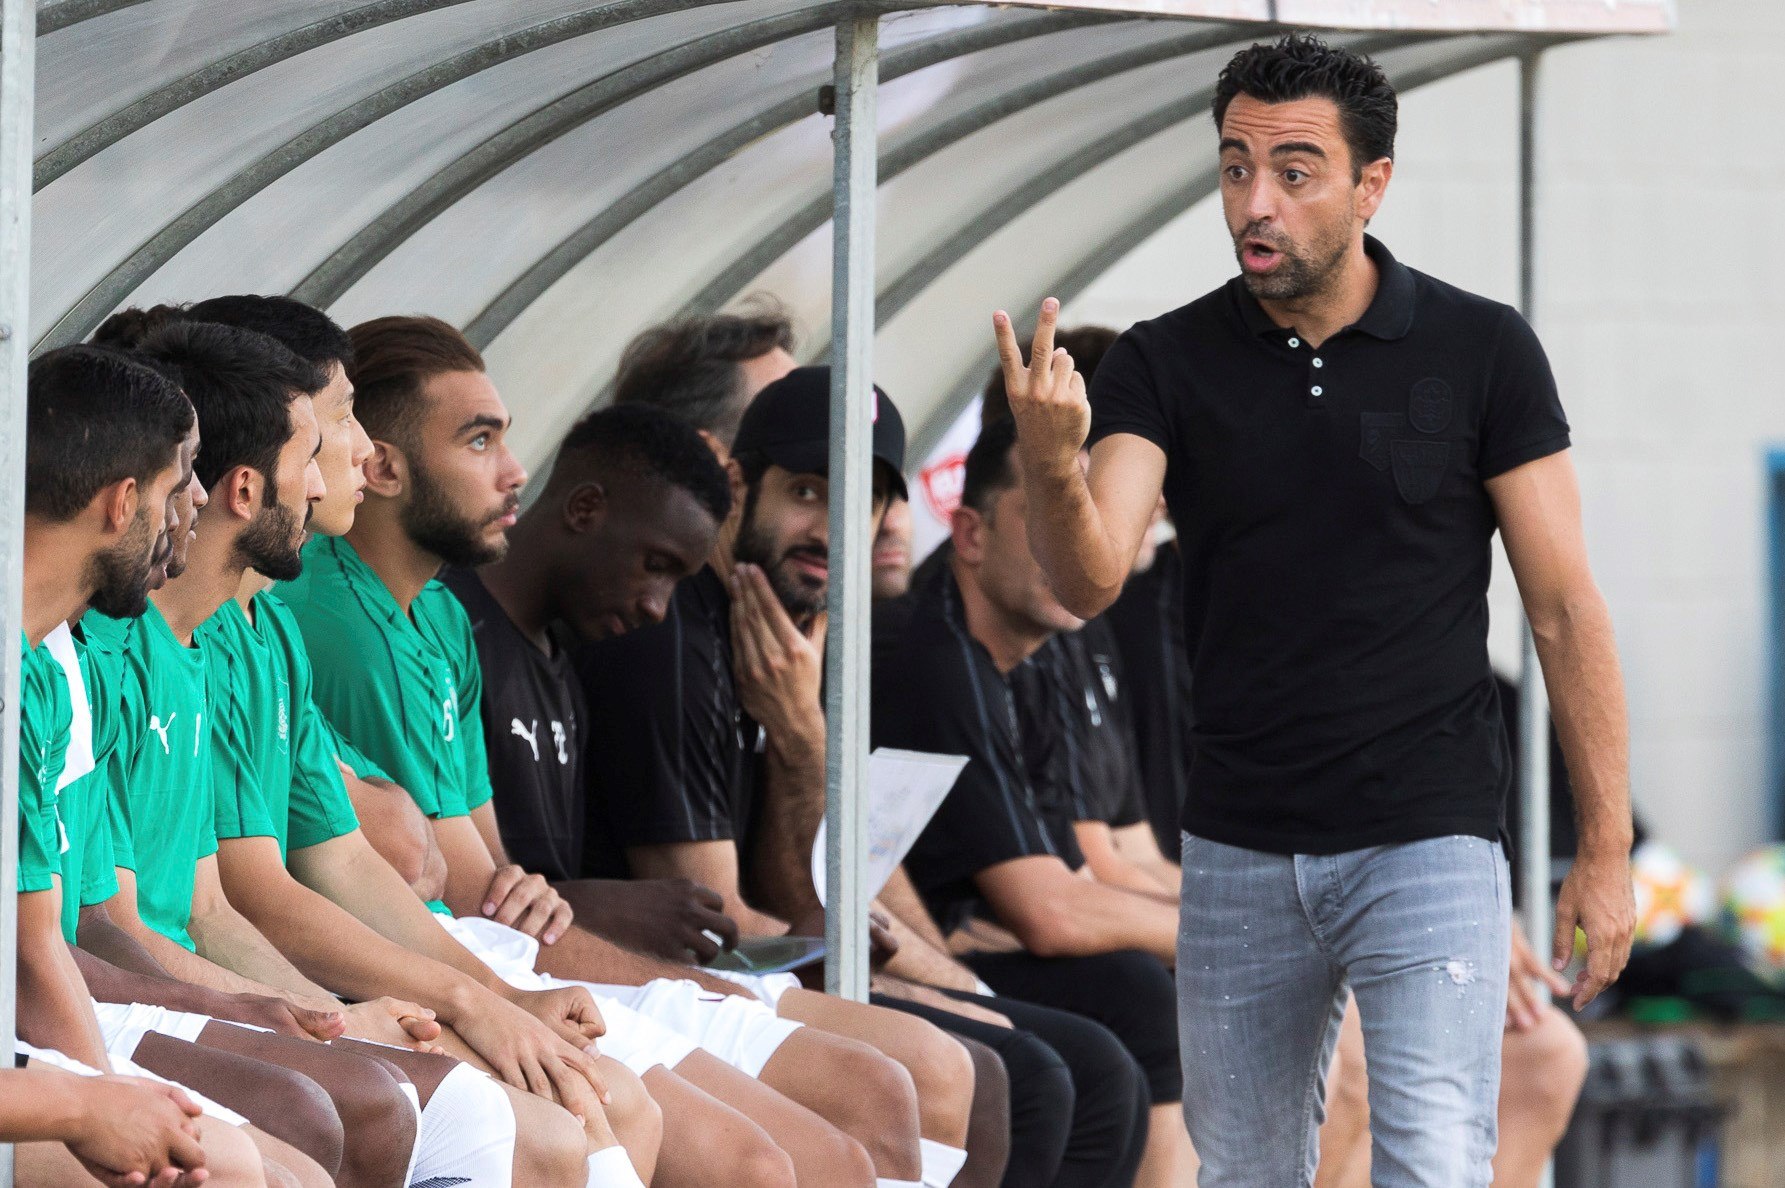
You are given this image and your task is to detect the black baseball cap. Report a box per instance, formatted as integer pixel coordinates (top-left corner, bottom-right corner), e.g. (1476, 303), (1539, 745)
(731, 365), (908, 499)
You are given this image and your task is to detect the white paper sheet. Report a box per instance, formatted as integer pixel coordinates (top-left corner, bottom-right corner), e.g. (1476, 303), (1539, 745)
(811, 748), (969, 906)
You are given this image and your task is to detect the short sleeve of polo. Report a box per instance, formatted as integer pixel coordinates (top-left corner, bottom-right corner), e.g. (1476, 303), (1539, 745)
(287, 697), (360, 851)
(326, 719), (389, 783)
(266, 596), (360, 852)
(870, 596), (1060, 901)
(1086, 328), (1171, 455)
(17, 640), (69, 895)
(1478, 307), (1570, 479)
(576, 600), (741, 847)
(208, 644), (279, 843)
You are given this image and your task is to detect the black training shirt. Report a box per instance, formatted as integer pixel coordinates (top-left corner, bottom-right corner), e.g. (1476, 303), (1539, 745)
(873, 563), (1083, 933)
(573, 565), (762, 879)
(1087, 236), (1570, 855)
(1015, 620), (1146, 832)
(1103, 543), (1195, 855)
(442, 568), (586, 882)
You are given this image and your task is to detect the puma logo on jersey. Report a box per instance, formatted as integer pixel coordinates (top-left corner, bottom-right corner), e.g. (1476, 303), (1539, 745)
(511, 718), (539, 762)
(550, 721), (569, 765)
(148, 713), (176, 754)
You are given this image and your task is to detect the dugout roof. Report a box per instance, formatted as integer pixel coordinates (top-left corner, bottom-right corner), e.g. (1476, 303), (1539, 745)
(28, 0), (1671, 467)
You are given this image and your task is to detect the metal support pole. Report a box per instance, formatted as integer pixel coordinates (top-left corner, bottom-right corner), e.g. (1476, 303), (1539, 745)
(0, 0), (33, 1180)
(1516, 49), (1555, 1188)
(823, 9), (876, 1002)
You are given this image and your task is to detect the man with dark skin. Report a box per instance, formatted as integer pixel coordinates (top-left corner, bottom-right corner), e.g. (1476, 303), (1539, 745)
(994, 33), (1633, 1184)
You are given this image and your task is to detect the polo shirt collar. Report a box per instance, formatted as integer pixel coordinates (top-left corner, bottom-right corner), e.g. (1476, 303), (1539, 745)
(1230, 234), (1416, 343)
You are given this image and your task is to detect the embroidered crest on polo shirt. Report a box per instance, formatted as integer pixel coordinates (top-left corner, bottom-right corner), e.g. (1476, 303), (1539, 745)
(551, 720), (569, 765)
(1390, 440), (1450, 505)
(1409, 378), (1454, 435)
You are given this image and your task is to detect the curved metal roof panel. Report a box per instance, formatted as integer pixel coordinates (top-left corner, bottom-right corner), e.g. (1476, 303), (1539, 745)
(27, 0), (1669, 468)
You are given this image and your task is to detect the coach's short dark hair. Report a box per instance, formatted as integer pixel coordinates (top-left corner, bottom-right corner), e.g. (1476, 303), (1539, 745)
(26, 346), (195, 521)
(347, 315), (484, 450)
(982, 325), (1120, 430)
(551, 404), (731, 526)
(613, 298), (795, 446)
(1213, 33), (1397, 177)
(135, 322), (326, 491)
(960, 417), (1020, 516)
(186, 295), (353, 372)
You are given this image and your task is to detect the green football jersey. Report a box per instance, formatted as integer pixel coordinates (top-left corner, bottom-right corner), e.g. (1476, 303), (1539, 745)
(278, 536), (492, 822)
(87, 603), (213, 951)
(201, 592), (358, 859)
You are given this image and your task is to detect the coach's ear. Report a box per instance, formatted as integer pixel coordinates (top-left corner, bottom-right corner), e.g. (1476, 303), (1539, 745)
(562, 481), (606, 535)
(362, 440), (405, 499)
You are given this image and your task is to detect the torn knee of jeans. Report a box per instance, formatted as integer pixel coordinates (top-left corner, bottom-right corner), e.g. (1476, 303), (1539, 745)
(1439, 958), (1477, 986)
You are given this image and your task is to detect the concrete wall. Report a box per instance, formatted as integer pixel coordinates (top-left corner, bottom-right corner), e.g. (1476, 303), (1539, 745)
(1050, 2), (1785, 876)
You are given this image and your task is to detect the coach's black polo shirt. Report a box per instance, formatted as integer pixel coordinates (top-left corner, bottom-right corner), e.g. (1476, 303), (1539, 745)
(573, 565), (763, 879)
(1104, 544), (1194, 854)
(873, 563), (1083, 933)
(1088, 236), (1570, 855)
(1015, 619), (1146, 833)
(441, 568), (586, 882)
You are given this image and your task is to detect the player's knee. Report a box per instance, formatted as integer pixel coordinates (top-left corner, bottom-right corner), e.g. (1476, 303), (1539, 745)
(909, 1023), (977, 1136)
(1508, 1007), (1588, 1121)
(261, 1066), (346, 1176)
(729, 1128), (799, 1188)
(529, 1099), (594, 1187)
(814, 1124), (877, 1188)
(843, 1042), (922, 1156)
(327, 1054), (416, 1186)
(199, 1121), (271, 1188)
(603, 1062), (664, 1175)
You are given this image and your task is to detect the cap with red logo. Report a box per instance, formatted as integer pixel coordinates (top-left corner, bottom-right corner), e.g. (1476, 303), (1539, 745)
(731, 365), (908, 499)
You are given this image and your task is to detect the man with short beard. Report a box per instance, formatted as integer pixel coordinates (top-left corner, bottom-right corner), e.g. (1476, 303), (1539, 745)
(993, 32), (1633, 1186)
(15, 342), (319, 1188)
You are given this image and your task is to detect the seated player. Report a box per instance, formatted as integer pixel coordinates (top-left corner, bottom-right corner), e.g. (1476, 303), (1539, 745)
(15, 344), (329, 1188)
(92, 299), (662, 1187)
(280, 315), (974, 1188)
(1018, 622), (1180, 900)
(873, 418), (1194, 1187)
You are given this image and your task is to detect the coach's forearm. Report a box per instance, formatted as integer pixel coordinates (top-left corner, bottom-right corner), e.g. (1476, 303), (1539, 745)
(1020, 451), (1128, 619)
(1530, 586), (1632, 858)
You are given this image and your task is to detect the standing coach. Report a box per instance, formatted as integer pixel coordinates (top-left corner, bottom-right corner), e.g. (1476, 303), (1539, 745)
(993, 33), (1634, 1187)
